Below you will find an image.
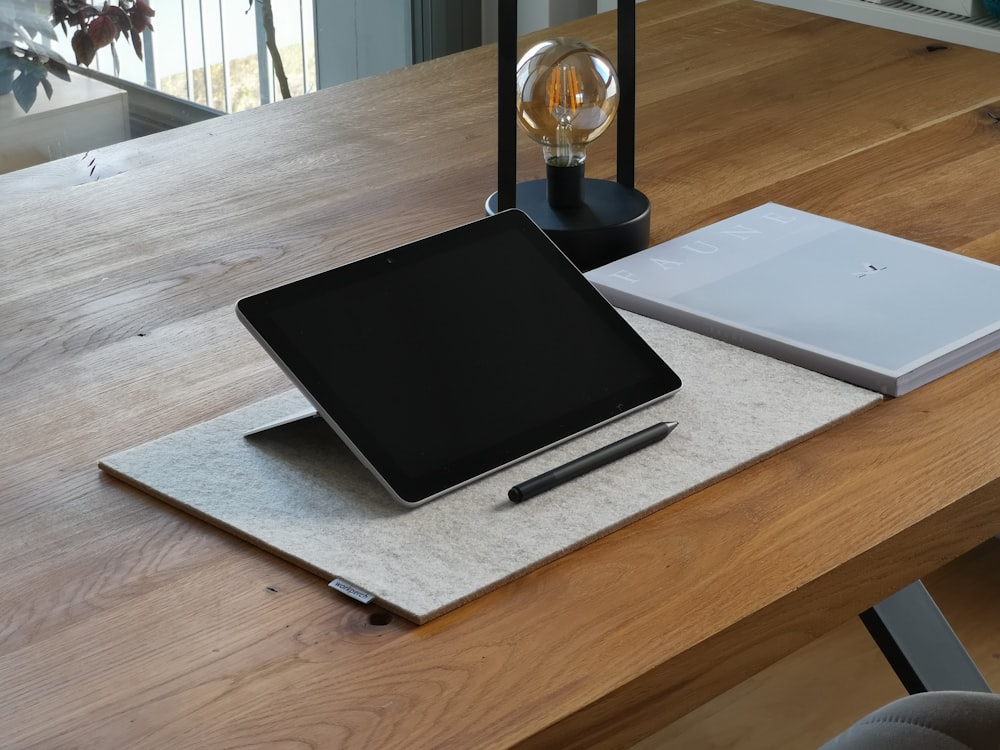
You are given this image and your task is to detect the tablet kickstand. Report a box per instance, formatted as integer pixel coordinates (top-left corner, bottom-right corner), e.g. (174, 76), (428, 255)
(243, 406), (320, 438)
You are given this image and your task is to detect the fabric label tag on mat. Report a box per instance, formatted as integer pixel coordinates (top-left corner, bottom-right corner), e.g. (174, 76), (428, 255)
(330, 578), (375, 604)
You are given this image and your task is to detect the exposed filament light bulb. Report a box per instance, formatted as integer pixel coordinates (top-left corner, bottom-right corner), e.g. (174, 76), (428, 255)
(516, 38), (619, 169)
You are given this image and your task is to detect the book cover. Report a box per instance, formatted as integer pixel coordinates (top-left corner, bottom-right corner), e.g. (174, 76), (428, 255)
(585, 203), (1000, 396)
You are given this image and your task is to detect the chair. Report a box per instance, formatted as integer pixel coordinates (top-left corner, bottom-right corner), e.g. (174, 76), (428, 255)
(819, 691), (1000, 749)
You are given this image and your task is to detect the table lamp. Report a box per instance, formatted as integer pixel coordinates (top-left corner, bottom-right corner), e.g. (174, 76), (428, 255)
(486, 1), (650, 271)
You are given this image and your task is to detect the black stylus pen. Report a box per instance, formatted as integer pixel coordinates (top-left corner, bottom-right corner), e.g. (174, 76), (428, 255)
(508, 421), (679, 503)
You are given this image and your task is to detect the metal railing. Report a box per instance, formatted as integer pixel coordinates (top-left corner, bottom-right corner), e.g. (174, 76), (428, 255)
(54, 0), (316, 113)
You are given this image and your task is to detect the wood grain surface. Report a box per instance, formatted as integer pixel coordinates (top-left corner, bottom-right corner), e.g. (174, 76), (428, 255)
(637, 539), (1000, 749)
(3, 1), (1000, 748)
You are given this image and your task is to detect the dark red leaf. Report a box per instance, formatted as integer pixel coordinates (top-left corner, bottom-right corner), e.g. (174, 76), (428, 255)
(130, 28), (143, 60)
(71, 28), (97, 66)
(105, 5), (130, 31)
(129, 1), (155, 34)
(88, 16), (117, 49)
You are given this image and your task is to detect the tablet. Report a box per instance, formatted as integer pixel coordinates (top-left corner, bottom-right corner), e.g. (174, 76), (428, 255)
(236, 209), (681, 507)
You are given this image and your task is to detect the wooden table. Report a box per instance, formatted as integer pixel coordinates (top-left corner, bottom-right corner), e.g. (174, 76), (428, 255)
(4, 2), (1000, 747)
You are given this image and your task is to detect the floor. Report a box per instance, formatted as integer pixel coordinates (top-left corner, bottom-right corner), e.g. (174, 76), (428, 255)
(632, 538), (1000, 749)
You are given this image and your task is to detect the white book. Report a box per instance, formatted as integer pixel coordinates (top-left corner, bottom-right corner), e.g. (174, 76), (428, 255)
(585, 203), (1000, 396)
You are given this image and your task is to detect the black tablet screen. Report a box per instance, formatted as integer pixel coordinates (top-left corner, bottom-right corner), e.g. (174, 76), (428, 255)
(237, 210), (681, 505)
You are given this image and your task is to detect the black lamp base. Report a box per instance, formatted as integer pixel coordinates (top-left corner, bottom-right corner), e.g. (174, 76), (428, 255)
(485, 178), (650, 272)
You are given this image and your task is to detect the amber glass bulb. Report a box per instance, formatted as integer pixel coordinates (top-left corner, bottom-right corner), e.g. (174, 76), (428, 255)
(515, 38), (619, 168)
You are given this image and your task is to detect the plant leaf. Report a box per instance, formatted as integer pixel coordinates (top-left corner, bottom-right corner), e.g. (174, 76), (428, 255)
(72, 28), (96, 66)
(45, 58), (71, 82)
(130, 28), (142, 60)
(0, 47), (17, 75)
(18, 16), (58, 41)
(14, 22), (57, 55)
(0, 68), (13, 96)
(87, 16), (117, 48)
(25, 57), (47, 80)
(12, 71), (39, 112)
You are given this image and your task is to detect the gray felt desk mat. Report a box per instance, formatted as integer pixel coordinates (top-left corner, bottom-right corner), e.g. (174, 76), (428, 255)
(99, 312), (882, 623)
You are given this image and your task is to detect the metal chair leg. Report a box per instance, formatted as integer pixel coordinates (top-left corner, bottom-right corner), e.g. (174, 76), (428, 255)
(860, 579), (991, 694)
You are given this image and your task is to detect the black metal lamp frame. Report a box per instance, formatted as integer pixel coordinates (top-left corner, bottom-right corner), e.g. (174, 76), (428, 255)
(485, 1), (650, 272)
